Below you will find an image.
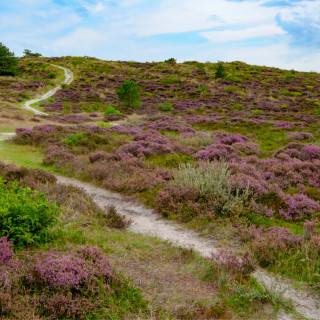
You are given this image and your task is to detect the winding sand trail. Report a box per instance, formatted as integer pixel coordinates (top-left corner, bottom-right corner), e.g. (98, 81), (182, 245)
(7, 63), (320, 319)
(56, 176), (320, 320)
(22, 64), (73, 115)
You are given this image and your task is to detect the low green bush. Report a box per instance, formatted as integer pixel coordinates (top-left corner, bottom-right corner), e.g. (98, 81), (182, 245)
(104, 105), (121, 115)
(63, 132), (84, 146)
(158, 101), (173, 112)
(0, 178), (59, 248)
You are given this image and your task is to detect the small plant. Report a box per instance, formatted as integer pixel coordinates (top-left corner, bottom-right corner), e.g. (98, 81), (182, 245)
(215, 61), (227, 79)
(48, 72), (56, 79)
(280, 104), (288, 110)
(63, 132), (84, 146)
(19, 93), (29, 99)
(103, 205), (128, 229)
(314, 102), (320, 106)
(196, 84), (207, 94)
(284, 74), (292, 83)
(251, 109), (262, 115)
(96, 121), (111, 128)
(158, 101), (173, 112)
(0, 178), (58, 248)
(104, 105), (121, 115)
(62, 103), (72, 114)
(318, 108), (320, 115)
(116, 79), (141, 108)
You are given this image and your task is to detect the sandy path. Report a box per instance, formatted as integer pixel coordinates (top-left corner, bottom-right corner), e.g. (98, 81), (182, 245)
(23, 64), (73, 115)
(56, 175), (320, 320)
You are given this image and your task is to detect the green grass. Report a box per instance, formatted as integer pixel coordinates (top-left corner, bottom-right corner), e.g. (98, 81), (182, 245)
(192, 122), (291, 154)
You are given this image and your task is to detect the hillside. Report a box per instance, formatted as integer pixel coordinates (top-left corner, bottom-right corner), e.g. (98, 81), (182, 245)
(0, 56), (320, 320)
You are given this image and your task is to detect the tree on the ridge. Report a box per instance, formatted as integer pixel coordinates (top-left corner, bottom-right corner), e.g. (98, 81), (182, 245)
(0, 42), (18, 76)
(116, 79), (141, 108)
(23, 49), (42, 57)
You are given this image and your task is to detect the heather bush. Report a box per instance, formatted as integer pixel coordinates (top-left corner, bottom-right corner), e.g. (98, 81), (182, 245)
(103, 205), (129, 229)
(279, 193), (319, 221)
(0, 244), (146, 319)
(118, 131), (173, 157)
(286, 131), (314, 140)
(211, 249), (256, 278)
(0, 178), (58, 248)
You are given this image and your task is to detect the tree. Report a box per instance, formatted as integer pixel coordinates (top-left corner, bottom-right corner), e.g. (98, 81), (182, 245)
(215, 61), (227, 79)
(116, 79), (141, 108)
(0, 42), (18, 76)
(23, 49), (42, 57)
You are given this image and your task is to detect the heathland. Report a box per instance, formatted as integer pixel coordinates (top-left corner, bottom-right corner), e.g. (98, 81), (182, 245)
(0, 56), (320, 319)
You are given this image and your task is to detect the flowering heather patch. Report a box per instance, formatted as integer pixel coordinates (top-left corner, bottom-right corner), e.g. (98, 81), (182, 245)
(0, 237), (14, 264)
(286, 131), (314, 140)
(211, 249), (256, 278)
(280, 193), (319, 221)
(196, 143), (241, 161)
(118, 131), (174, 157)
(0, 243), (145, 319)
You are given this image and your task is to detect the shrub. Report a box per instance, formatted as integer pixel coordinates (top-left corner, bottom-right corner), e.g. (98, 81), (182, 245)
(172, 161), (250, 218)
(104, 105), (121, 115)
(0, 244), (146, 319)
(116, 79), (141, 108)
(63, 132), (84, 146)
(215, 61), (227, 79)
(158, 101), (173, 112)
(103, 205), (128, 229)
(0, 178), (58, 248)
(211, 249), (256, 278)
(48, 72), (56, 78)
(164, 58), (176, 65)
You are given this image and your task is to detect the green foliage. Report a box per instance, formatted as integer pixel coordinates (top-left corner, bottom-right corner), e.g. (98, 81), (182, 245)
(215, 61), (227, 79)
(284, 74), (292, 84)
(0, 178), (58, 248)
(195, 84), (207, 94)
(116, 79), (141, 108)
(63, 132), (84, 146)
(172, 161), (250, 218)
(251, 109), (262, 115)
(96, 121), (112, 128)
(62, 103), (72, 114)
(158, 101), (173, 112)
(318, 108), (320, 116)
(19, 93), (29, 99)
(0, 42), (18, 76)
(164, 58), (176, 65)
(314, 102), (320, 106)
(23, 49), (42, 57)
(104, 105), (121, 115)
(48, 72), (56, 79)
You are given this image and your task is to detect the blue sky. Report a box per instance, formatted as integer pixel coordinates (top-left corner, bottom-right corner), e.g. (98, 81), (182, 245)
(0, 0), (319, 71)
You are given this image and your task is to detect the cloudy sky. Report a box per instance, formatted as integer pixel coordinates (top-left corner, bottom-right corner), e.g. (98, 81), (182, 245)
(1, 0), (319, 71)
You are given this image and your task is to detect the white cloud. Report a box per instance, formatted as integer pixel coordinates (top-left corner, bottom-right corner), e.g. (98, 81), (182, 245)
(83, 2), (105, 14)
(200, 25), (287, 43)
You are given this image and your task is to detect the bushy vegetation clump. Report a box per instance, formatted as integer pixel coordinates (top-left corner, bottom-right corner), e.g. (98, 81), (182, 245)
(0, 240), (146, 319)
(0, 42), (18, 76)
(116, 79), (141, 108)
(0, 178), (58, 248)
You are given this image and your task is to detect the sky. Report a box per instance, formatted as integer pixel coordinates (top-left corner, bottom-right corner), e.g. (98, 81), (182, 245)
(0, 0), (320, 71)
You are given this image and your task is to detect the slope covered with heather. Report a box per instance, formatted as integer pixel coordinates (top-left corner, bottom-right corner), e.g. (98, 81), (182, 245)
(1, 56), (320, 319)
